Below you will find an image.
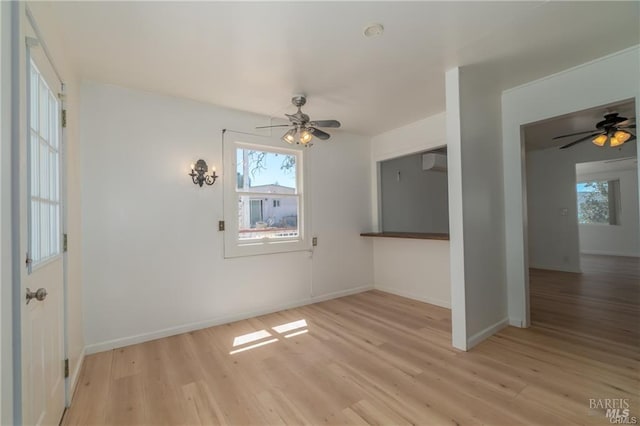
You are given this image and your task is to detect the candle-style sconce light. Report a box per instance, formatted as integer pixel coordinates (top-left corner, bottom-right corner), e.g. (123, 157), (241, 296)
(189, 159), (218, 187)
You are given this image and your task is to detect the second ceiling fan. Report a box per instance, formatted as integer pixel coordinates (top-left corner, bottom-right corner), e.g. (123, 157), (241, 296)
(554, 113), (636, 150)
(257, 96), (341, 147)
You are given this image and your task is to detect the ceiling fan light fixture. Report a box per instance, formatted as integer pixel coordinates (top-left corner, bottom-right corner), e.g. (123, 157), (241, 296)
(592, 134), (608, 147)
(299, 129), (313, 145)
(612, 130), (631, 147)
(282, 128), (296, 144)
(282, 127), (314, 145)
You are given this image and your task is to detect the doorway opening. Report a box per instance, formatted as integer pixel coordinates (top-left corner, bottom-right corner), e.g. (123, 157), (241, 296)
(522, 99), (639, 346)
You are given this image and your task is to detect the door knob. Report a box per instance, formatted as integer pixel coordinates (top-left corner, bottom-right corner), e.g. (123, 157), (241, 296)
(26, 288), (47, 304)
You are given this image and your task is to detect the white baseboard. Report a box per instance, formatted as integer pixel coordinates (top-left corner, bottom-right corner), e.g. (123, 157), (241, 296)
(528, 263), (581, 273)
(580, 250), (640, 258)
(374, 286), (451, 309)
(67, 347), (85, 405)
(467, 317), (509, 350)
(508, 318), (525, 328)
(85, 285), (373, 355)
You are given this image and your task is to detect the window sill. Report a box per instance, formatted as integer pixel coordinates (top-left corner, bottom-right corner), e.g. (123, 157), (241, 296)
(360, 232), (449, 241)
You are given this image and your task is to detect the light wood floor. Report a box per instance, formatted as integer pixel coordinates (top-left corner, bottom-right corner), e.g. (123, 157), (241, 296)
(64, 256), (639, 425)
(530, 254), (640, 347)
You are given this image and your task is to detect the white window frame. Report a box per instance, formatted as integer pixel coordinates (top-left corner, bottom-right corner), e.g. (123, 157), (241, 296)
(27, 58), (61, 270)
(223, 134), (310, 258)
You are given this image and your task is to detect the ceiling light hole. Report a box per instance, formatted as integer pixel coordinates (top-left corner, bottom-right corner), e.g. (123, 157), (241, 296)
(363, 23), (384, 38)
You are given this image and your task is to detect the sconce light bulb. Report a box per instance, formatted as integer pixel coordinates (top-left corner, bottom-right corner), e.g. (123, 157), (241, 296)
(190, 163), (195, 170)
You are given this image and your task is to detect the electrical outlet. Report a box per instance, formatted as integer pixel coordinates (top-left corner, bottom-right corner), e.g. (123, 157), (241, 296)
(312, 237), (318, 247)
(218, 221), (225, 231)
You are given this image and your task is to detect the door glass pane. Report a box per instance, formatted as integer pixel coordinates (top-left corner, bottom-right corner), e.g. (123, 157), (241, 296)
(30, 66), (38, 132)
(30, 132), (39, 197)
(39, 142), (49, 199)
(49, 93), (58, 149)
(39, 79), (48, 138)
(31, 200), (40, 262)
(40, 202), (50, 259)
(28, 60), (61, 267)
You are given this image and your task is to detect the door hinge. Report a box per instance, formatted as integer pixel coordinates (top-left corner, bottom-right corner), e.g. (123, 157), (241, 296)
(25, 252), (32, 267)
(218, 220), (225, 231)
(63, 233), (68, 252)
(61, 109), (67, 128)
(64, 359), (69, 378)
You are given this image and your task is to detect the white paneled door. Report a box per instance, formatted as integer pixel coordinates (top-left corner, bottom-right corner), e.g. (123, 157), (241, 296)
(20, 30), (66, 425)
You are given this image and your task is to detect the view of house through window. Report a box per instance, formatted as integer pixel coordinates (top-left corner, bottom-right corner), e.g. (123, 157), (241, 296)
(576, 179), (620, 225)
(236, 147), (299, 240)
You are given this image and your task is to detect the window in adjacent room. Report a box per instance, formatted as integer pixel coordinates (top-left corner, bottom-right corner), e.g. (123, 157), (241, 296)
(576, 179), (621, 225)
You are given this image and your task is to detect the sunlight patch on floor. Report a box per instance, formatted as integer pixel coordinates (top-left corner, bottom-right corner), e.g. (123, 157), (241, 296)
(272, 319), (307, 334)
(233, 329), (272, 347)
(230, 319), (309, 355)
(229, 338), (279, 355)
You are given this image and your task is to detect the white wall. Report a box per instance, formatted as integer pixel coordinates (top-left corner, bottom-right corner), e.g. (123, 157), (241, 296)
(577, 167), (639, 257)
(526, 143), (637, 271)
(446, 66), (509, 350)
(502, 46), (640, 326)
(80, 82), (374, 352)
(380, 153), (449, 234)
(373, 239), (451, 308)
(369, 113), (451, 314)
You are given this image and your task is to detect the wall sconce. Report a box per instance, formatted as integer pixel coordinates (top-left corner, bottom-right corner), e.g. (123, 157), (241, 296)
(189, 159), (218, 187)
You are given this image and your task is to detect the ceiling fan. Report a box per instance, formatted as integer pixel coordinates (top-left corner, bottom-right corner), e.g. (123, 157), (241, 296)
(256, 95), (341, 147)
(554, 113), (636, 150)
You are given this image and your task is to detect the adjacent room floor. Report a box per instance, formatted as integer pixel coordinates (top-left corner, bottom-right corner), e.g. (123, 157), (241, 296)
(64, 257), (639, 425)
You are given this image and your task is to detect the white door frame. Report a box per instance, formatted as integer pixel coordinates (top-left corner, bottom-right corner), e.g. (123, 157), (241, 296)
(501, 47), (640, 329)
(1, 1), (16, 424)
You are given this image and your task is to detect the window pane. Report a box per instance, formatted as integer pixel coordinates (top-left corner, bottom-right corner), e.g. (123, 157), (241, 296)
(51, 204), (59, 254)
(30, 66), (38, 132)
(577, 181), (611, 224)
(50, 151), (58, 202)
(39, 79), (49, 138)
(238, 195), (299, 240)
(236, 148), (297, 192)
(30, 132), (39, 197)
(40, 201), (50, 259)
(49, 93), (58, 149)
(40, 142), (49, 199)
(31, 200), (40, 262)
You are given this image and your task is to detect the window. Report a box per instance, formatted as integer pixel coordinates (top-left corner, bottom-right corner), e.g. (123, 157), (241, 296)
(576, 179), (620, 225)
(224, 137), (308, 257)
(28, 59), (61, 268)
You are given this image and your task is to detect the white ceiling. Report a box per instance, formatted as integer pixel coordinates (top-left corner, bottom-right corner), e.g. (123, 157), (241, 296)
(576, 157), (638, 175)
(45, 1), (640, 136)
(524, 99), (636, 151)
